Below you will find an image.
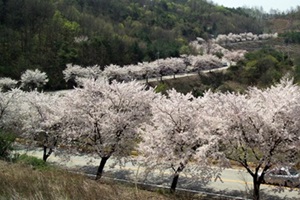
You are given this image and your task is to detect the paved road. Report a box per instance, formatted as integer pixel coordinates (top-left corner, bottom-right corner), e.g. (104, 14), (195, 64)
(15, 148), (299, 200)
(142, 66), (229, 83)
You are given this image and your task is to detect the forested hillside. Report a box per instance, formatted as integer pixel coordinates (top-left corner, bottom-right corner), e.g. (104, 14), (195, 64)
(0, 0), (269, 90)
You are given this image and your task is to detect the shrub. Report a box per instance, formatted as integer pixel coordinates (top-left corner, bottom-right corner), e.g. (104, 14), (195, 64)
(16, 154), (50, 170)
(155, 83), (168, 94)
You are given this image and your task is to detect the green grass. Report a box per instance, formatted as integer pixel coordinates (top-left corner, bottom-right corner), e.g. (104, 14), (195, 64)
(15, 154), (51, 170)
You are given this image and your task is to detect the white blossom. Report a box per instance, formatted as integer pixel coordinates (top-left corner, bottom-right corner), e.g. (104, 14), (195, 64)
(186, 55), (223, 72)
(63, 64), (102, 83)
(0, 89), (24, 131)
(215, 32), (278, 44)
(20, 69), (48, 90)
(0, 77), (18, 91)
(211, 79), (300, 199)
(74, 35), (88, 43)
(139, 89), (225, 191)
(61, 78), (157, 179)
(3, 90), (66, 161)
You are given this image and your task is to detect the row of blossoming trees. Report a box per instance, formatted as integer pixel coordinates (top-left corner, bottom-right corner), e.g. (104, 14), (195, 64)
(0, 53), (235, 91)
(189, 32), (278, 62)
(1, 76), (300, 199)
(63, 54), (227, 84)
(0, 69), (48, 92)
(214, 32), (278, 44)
(63, 34), (255, 84)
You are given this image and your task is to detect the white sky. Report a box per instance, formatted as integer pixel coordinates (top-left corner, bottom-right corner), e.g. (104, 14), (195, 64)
(210, 0), (300, 13)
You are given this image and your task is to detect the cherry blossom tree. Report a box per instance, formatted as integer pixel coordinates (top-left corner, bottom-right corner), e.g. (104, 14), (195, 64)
(20, 69), (48, 91)
(0, 89), (20, 157)
(102, 64), (132, 82)
(62, 78), (156, 179)
(139, 89), (225, 192)
(64, 53), (231, 83)
(0, 77), (18, 92)
(214, 79), (300, 200)
(155, 58), (187, 79)
(63, 64), (102, 86)
(139, 62), (158, 80)
(189, 37), (247, 67)
(223, 50), (247, 62)
(18, 91), (65, 161)
(0, 89), (24, 132)
(186, 55), (223, 72)
(0, 88), (65, 161)
(125, 64), (147, 80)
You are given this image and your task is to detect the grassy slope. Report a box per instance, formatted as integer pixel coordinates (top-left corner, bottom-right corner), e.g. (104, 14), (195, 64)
(0, 160), (171, 200)
(0, 160), (228, 200)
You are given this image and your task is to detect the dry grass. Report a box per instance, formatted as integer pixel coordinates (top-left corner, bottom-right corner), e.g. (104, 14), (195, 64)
(0, 160), (215, 200)
(0, 160), (171, 200)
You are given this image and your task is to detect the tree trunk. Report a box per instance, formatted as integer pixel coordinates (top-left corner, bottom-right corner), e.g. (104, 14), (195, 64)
(170, 172), (180, 193)
(43, 146), (53, 162)
(170, 163), (185, 193)
(253, 178), (261, 200)
(96, 156), (109, 180)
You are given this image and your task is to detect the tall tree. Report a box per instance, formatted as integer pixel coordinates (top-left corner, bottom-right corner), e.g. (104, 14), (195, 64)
(214, 79), (300, 200)
(20, 69), (49, 91)
(18, 90), (65, 162)
(139, 89), (225, 192)
(0, 89), (24, 131)
(62, 78), (156, 179)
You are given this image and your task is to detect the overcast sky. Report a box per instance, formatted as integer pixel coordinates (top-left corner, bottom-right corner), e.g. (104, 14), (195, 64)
(210, 0), (300, 13)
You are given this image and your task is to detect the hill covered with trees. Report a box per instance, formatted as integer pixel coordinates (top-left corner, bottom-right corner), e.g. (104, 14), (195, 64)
(0, 0), (270, 90)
